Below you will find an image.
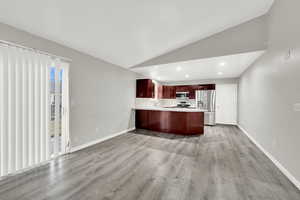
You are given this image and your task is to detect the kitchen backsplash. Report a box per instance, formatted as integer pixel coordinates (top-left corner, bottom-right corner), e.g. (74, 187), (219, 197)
(135, 98), (158, 107)
(135, 98), (196, 107)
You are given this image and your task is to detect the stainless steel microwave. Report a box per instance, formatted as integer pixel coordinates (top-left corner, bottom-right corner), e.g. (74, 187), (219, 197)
(176, 92), (189, 100)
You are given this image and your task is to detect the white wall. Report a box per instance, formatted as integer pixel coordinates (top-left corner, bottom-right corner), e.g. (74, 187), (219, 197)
(0, 22), (137, 148)
(238, 0), (300, 184)
(216, 84), (237, 125)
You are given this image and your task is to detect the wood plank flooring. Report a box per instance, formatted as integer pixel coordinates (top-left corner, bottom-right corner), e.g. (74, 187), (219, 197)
(0, 125), (299, 200)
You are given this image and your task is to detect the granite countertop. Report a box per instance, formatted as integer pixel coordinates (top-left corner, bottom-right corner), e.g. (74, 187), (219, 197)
(134, 106), (207, 112)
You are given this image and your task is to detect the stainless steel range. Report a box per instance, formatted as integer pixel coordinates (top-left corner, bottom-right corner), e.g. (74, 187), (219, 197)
(176, 92), (191, 108)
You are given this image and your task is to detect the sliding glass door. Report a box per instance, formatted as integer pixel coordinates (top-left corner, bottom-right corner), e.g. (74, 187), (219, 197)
(0, 44), (70, 177)
(49, 63), (70, 157)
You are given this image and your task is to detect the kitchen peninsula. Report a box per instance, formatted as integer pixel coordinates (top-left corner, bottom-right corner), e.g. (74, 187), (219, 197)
(135, 107), (206, 135)
(134, 79), (214, 135)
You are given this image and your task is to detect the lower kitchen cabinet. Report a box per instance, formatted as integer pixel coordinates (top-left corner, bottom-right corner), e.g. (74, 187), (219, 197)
(135, 109), (204, 135)
(135, 109), (149, 129)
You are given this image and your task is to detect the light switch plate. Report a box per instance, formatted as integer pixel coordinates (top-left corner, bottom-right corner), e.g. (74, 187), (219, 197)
(294, 103), (300, 112)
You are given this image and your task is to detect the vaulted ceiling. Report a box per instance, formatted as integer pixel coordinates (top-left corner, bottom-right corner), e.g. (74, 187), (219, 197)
(133, 51), (265, 82)
(0, 0), (274, 68)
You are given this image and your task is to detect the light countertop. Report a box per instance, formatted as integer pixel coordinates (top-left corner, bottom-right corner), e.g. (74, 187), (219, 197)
(134, 106), (207, 112)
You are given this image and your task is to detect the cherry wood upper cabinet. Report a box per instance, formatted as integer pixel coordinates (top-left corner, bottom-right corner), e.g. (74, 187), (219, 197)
(157, 84), (215, 99)
(157, 84), (163, 99)
(195, 84), (216, 91)
(189, 84), (216, 99)
(136, 79), (155, 98)
(189, 86), (197, 99)
(136, 80), (215, 99)
(159, 85), (176, 99)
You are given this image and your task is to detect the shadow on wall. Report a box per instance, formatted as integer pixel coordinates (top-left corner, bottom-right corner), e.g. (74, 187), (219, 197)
(128, 110), (136, 129)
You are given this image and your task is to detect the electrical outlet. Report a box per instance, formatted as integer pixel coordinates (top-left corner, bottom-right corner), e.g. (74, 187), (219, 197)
(294, 103), (300, 112)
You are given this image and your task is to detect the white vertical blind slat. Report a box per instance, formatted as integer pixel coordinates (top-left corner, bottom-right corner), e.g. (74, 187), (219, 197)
(34, 55), (41, 164)
(15, 48), (23, 171)
(28, 53), (34, 167)
(1, 47), (9, 175)
(8, 48), (16, 173)
(0, 47), (3, 176)
(22, 51), (29, 169)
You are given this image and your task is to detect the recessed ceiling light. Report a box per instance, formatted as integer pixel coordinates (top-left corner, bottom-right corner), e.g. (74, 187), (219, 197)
(157, 77), (161, 80)
(176, 66), (182, 71)
(185, 74), (189, 78)
(219, 62), (226, 66)
(218, 72), (223, 75)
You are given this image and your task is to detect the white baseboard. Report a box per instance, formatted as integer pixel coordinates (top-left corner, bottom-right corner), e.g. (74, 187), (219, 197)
(70, 127), (136, 153)
(237, 124), (300, 190)
(216, 122), (238, 126)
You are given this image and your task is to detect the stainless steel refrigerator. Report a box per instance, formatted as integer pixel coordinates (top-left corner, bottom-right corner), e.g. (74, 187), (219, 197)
(195, 90), (216, 126)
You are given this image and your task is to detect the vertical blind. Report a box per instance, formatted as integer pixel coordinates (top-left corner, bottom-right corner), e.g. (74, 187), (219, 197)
(0, 44), (65, 177)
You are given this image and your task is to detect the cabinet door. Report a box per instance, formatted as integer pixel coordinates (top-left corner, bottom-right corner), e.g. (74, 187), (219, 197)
(162, 86), (169, 99)
(136, 110), (149, 129)
(190, 84), (216, 99)
(189, 86), (197, 99)
(187, 112), (204, 133)
(175, 86), (186, 92)
(157, 84), (163, 99)
(162, 86), (174, 99)
(146, 80), (155, 98)
(136, 79), (145, 98)
(168, 112), (188, 134)
(136, 79), (154, 98)
(169, 86), (176, 99)
(216, 84), (237, 124)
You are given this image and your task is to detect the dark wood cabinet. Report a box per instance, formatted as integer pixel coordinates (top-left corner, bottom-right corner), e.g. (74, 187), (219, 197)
(188, 84), (215, 99)
(135, 109), (149, 129)
(136, 110), (204, 135)
(136, 79), (155, 98)
(157, 84), (163, 99)
(189, 85), (200, 99)
(136, 79), (215, 99)
(159, 84), (216, 99)
(195, 84), (216, 91)
(163, 86), (176, 99)
(175, 86), (190, 92)
(157, 85), (176, 99)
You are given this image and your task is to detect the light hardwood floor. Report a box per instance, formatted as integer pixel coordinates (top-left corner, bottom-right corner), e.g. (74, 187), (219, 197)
(0, 125), (299, 200)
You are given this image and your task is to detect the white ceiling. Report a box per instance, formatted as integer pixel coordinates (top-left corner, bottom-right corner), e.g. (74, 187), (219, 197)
(132, 51), (265, 82)
(0, 0), (273, 68)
